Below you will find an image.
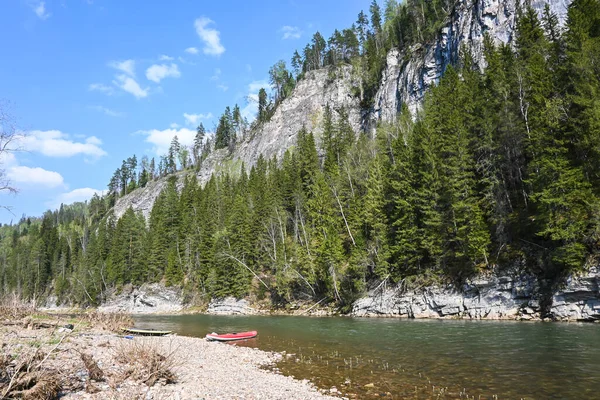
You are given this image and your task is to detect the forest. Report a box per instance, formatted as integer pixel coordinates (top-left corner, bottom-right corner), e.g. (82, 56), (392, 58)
(1, 0), (599, 312)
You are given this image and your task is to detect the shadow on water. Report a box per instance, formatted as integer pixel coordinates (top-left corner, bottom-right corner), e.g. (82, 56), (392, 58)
(133, 314), (600, 399)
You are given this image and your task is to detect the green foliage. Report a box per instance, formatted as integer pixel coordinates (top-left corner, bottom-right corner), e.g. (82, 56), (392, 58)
(1, 2), (599, 311)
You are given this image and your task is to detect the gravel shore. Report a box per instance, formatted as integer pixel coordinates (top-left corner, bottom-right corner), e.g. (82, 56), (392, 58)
(1, 318), (338, 400)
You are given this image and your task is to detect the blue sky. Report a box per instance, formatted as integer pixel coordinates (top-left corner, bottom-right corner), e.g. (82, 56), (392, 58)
(0, 0), (369, 224)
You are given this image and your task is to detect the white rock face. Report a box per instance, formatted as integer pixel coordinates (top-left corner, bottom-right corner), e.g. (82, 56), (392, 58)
(112, 66), (361, 221)
(207, 297), (255, 315)
(551, 266), (600, 321)
(113, 176), (170, 221)
(112, 0), (571, 222)
(352, 272), (540, 320)
(373, 0), (571, 122)
(352, 267), (600, 321)
(226, 66), (363, 180)
(98, 283), (183, 314)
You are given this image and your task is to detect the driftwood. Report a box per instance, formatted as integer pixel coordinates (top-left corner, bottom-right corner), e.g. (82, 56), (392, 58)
(299, 297), (329, 315)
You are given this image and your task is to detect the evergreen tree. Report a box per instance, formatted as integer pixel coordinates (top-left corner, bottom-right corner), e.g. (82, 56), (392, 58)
(258, 88), (268, 123)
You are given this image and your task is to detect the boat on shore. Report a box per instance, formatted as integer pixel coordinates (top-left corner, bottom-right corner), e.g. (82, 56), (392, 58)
(122, 328), (172, 336)
(205, 330), (257, 342)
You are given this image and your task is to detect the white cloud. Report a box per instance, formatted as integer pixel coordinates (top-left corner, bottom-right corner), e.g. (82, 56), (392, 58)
(281, 25), (302, 40)
(51, 188), (106, 208)
(138, 127), (197, 155)
(145, 63), (181, 83)
(85, 136), (102, 146)
(90, 105), (124, 117)
(108, 59), (136, 77)
(183, 112), (213, 126)
(210, 68), (221, 81)
(210, 68), (227, 91)
(113, 74), (149, 99)
(241, 93), (259, 122)
(0, 151), (18, 168)
(22, 130), (107, 158)
(248, 79), (269, 93)
(242, 80), (271, 121)
(194, 17), (225, 56)
(32, 1), (51, 20)
(169, 123), (180, 129)
(185, 47), (199, 55)
(7, 166), (64, 188)
(159, 54), (174, 61)
(88, 83), (115, 95)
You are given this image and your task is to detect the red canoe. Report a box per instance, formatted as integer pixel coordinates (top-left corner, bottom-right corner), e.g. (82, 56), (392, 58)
(205, 330), (257, 342)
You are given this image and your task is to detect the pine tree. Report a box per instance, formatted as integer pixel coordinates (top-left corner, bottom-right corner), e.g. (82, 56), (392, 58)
(386, 106), (420, 276)
(168, 136), (180, 173)
(258, 88), (268, 123)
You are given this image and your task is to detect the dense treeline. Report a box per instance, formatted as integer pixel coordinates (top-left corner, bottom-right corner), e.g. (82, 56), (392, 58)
(1, 1), (599, 311)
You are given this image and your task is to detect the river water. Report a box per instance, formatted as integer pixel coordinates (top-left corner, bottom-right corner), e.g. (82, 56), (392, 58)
(133, 314), (600, 399)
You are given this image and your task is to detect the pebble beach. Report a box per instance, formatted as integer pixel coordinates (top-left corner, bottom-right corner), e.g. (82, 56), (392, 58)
(0, 313), (338, 400)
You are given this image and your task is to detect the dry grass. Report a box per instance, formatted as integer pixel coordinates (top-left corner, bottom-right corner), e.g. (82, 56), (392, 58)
(81, 311), (133, 333)
(0, 293), (36, 321)
(113, 338), (179, 387)
(11, 372), (62, 400)
(80, 352), (104, 381)
(0, 343), (62, 400)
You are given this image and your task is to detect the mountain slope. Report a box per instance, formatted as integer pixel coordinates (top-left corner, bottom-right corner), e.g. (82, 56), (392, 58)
(113, 0), (571, 221)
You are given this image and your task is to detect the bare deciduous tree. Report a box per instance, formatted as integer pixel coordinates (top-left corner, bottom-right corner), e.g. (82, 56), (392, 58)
(0, 100), (24, 210)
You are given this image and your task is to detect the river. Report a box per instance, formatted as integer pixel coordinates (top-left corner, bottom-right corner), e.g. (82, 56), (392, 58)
(133, 314), (600, 399)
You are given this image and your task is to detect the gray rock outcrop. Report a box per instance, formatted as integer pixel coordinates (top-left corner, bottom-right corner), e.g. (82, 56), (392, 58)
(352, 272), (540, 320)
(112, 66), (361, 221)
(352, 267), (600, 322)
(112, 0), (571, 222)
(207, 297), (256, 315)
(373, 0), (571, 122)
(550, 266), (600, 321)
(98, 283), (183, 314)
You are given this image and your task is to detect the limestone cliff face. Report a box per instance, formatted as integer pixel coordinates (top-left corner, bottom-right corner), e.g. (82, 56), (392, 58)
(352, 267), (600, 322)
(373, 0), (571, 122)
(113, 0), (571, 221)
(112, 66), (362, 221)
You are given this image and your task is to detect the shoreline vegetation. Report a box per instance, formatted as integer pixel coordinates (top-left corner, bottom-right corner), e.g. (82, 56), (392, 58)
(4, 1), (600, 324)
(40, 302), (600, 323)
(0, 300), (337, 400)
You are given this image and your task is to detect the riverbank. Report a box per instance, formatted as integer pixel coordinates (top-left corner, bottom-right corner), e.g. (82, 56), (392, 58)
(40, 265), (600, 322)
(353, 266), (600, 322)
(0, 310), (337, 399)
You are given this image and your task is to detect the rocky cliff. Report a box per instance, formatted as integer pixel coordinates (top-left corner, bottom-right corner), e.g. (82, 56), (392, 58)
(351, 267), (600, 322)
(373, 0), (571, 121)
(114, 0), (571, 221)
(98, 283), (184, 314)
(113, 66), (362, 220)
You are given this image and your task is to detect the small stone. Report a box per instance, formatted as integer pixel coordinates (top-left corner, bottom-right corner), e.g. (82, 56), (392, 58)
(364, 383), (375, 388)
